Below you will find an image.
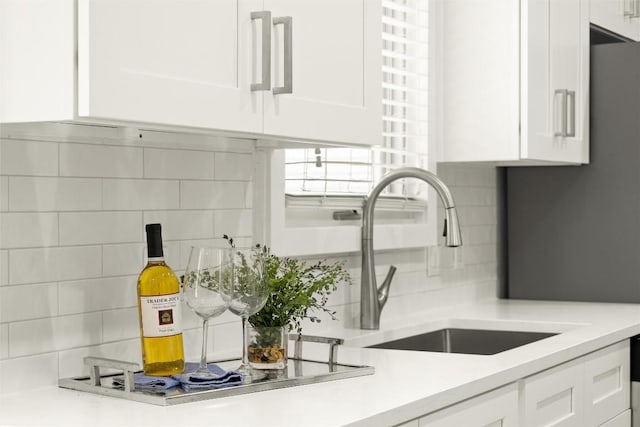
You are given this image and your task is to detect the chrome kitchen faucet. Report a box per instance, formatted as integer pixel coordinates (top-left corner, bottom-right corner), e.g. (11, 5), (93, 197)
(360, 167), (463, 330)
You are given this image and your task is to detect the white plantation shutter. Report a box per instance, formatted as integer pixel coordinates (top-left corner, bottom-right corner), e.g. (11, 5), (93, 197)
(285, 0), (429, 203)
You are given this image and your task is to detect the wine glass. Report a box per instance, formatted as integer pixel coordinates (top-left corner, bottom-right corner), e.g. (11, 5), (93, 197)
(228, 246), (269, 378)
(183, 246), (232, 378)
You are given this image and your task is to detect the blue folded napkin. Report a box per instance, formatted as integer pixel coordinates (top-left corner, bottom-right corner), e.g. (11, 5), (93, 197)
(173, 362), (244, 392)
(113, 362), (243, 392)
(130, 373), (180, 390)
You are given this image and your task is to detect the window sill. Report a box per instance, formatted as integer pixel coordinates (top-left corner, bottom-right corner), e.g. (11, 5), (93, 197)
(270, 223), (434, 257)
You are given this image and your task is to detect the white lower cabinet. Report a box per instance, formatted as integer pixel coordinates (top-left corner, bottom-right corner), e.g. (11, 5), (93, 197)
(417, 383), (518, 427)
(401, 341), (630, 427)
(521, 340), (630, 427)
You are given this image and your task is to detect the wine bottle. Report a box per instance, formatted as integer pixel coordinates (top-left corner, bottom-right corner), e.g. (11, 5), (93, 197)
(137, 223), (185, 376)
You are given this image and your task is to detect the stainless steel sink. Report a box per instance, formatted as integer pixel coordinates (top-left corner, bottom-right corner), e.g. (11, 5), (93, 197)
(367, 328), (558, 355)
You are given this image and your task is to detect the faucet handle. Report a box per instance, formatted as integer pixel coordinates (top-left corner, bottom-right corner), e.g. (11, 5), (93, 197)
(377, 265), (397, 309)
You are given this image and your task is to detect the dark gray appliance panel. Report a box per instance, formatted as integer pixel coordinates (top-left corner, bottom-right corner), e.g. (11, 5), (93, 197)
(506, 42), (640, 303)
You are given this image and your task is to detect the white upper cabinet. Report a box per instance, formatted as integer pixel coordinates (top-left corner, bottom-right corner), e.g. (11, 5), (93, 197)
(440, 0), (589, 165)
(591, 0), (640, 41)
(0, 0), (381, 146)
(79, 0), (262, 134)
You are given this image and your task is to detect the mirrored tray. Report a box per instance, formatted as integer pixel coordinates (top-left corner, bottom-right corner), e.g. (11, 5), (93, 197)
(58, 335), (374, 406)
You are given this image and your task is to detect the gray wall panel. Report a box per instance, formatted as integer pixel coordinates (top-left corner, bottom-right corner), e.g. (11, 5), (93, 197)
(506, 42), (640, 303)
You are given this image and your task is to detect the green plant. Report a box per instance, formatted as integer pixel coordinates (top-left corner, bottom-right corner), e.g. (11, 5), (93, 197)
(223, 235), (351, 334)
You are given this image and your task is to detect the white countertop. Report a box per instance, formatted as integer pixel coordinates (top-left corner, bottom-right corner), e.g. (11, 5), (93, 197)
(2, 299), (640, 426)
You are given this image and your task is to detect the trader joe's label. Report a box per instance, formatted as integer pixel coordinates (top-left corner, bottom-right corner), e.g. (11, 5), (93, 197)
(140, 293), (182, 337)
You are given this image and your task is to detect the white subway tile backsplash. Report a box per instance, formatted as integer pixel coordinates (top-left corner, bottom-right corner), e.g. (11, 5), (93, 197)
(244, 181), (253, 209)
(143, 211), (214, 240)
(59, 143), (143, 178)
(214, 152), (253, 180)
(1, 128), (264, 392)
(102, 308), (139, 343)
(102, 179), (179, 210)
(0, 250), (8, 285)
(144, 148), (214, 180)
(212, 319), (242, 357)
(0, 139), (59, 176)
(9, 177), (102, 212)
(0, 212), (58, 249)
(462, 244), (497, 265)
(59, 212), (141, 246)
(178, 239), (219, 270)
(0, 176), (7, 211)
(161, 240), (182, 273)
(462, 225), (494, 245)
(0, 324), (8, 359)
(103, 243), (144, 277)
(214, 209), (253, 238)
(452, 186), (497, 207)
(0, 129), (499, 399)
(181, 320), (237, 361)
(0, 283), (58, 322)
(58, 339), (141, 379)
(10, 246), (102, 285)
(457, 206), (497, 226)
(58, 276), (137, 315)
(180, 181), (248, 209)
(9, 312), (102, 357)
(0, 352), (59, 394)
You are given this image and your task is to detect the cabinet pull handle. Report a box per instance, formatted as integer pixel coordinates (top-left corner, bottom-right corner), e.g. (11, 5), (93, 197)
(273, 16), (293, 95)
(624, 0), (634, 16)
(567, 90), (576, 137)
(635, 0), (640, 17)
(251, 11), (272, 91)
(554, 89), (568, 137)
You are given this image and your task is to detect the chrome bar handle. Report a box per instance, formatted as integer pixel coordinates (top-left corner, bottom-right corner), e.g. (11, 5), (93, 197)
(84, 356), (139, 392)
(273, 16), (293, 95)
(251, 11), (271, 91)
(554, 89), (568, 137)
(567, 90), (576, 137)
(634, 0), (640, 18)
(289, 334), (344, 366)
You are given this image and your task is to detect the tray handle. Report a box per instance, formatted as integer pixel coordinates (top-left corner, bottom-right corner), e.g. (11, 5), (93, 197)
(289, 334), (344, 366)
(84, 357), (140, 392)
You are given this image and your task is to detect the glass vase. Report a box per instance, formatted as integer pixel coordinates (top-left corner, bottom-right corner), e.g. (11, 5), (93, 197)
(246, 325), (288, 370)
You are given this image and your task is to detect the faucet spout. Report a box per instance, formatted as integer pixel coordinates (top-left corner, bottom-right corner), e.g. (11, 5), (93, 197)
(360, 167), (462, 330)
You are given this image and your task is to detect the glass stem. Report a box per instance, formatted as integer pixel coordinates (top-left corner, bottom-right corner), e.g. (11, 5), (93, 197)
(241, 316), (249, 366)
(200, 318), (209, 372)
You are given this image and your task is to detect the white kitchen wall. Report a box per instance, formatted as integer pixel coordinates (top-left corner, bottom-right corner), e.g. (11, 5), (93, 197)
(0, 124), (498, 394)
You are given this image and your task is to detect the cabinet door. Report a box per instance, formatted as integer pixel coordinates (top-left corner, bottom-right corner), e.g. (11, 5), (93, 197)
(521, 356), (585, 427)
(262, 0), (381, 146)
(591, 0), (640, 41)
(418, 383), (519, 427)
(522, 0), (589, 164)
(440, 0), (521, 163)
(583, 341), (630, 427)
(78, 0), (262, 133)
